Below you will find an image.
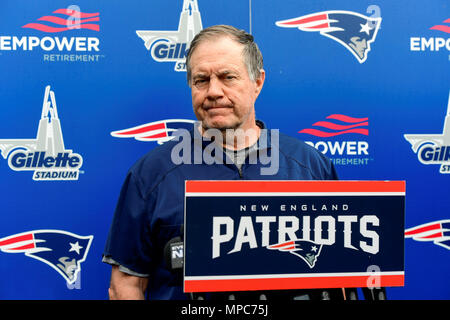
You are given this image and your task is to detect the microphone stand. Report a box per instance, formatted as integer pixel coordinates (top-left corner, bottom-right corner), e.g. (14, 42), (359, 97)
(362, 287), (386, 300)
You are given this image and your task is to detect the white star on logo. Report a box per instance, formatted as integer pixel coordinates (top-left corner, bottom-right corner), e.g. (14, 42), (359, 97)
(311, 245), (318, 252)
(360, 22), (372, 35)
(69, 241), (83, 255)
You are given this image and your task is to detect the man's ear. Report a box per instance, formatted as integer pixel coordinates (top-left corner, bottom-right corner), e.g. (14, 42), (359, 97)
(254, 69), (265, 98)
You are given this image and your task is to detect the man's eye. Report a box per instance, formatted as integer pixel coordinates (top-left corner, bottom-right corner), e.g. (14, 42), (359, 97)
(194, 79), (208, 86)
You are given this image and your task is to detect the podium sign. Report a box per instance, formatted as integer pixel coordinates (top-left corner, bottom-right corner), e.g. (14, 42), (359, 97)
(184, 180), (405, 292)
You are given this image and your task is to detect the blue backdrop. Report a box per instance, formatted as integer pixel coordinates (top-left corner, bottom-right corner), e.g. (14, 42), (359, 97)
(0, 0), (448, 299)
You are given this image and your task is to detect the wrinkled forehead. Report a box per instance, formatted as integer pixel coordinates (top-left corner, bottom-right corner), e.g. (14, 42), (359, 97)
(189, 36), (247, 72)
(191, 35), (245, 60)
(191, 33), (243, 54)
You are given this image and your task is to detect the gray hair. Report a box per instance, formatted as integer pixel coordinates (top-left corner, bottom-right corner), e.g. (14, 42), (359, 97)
(186, 25), (263, 85)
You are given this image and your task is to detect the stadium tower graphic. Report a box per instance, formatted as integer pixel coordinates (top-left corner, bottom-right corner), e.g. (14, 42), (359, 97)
(136, 0), (203, 71)
(0, 85), (82, 181)
(404, 92), (450, 173)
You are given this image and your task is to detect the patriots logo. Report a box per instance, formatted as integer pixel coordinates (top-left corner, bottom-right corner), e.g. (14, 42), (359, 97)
(405, 220), (450, 250)
(276, 10), (382, 63)
(111, 119), (195, 144)
(267, 239), (323, 268)
(0, 230), (93, 284)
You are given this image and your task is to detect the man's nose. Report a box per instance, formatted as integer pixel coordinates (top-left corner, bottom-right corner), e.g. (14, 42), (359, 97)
(206, 77), (224, 100)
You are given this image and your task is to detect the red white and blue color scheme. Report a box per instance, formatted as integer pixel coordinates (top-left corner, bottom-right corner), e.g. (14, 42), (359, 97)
(298, 114), (369, 138)
(405, 220), (450, 250)
(276, 11), (382, 63)
(0, 230), (93, 284)
(430, 18), (450, 34)
(111, 119), (195, 144)
(22, 8), (100, 33)
(184, 180), (405, 292)
(0, 0), (448, 299)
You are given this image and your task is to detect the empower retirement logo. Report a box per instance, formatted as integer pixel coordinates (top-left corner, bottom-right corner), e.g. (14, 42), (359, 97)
(0, 5), (103, 62)
(299, 114), (372, 166)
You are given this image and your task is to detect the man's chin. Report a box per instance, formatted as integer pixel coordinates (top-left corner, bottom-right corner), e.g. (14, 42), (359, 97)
(201, 119), (240, 131)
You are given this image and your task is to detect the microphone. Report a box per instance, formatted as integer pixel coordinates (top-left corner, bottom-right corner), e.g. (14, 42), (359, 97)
(163, 225), (184, 286)
(164, 236), (184, 271)
(164, 224), (185, 271)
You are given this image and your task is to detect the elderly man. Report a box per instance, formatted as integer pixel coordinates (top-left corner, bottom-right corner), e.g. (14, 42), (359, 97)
(103, 25), (338, 300)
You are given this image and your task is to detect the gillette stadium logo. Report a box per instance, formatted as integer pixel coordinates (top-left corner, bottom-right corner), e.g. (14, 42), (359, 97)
(0, 229), (93, 285)
(404, 92), (450, 174)
(0, 85), (83, 181)
(136, 0), (203, 71)
(299, 114), (371, 166)
(0, 6), (103, 62)
(410, 17), (450, 60)
(276, 10), (381, 63)
(111, 119), (195, 144)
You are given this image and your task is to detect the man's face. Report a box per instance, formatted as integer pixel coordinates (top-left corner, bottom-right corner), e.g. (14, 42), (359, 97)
(189, 36), (265, 131)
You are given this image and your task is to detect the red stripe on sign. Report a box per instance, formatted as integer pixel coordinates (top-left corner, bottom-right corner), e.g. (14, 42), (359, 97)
(269, 241), (294, 249)
(421, 232), (443, 239)
(52, 9), (100, 19)
(307, 22), (330, 29)
(282, 14), (327, 26)
(312, 121), (369, 130)
(405, 223), (440, 236)
(185, 180), (405, 194)
(184, 275), (404, 292)
(8, 243), (35, 251)
(430, 25), (450, 33)
(141, 132), (167, 139)
(298, 128), (369, 137)
(37, 16), (100, 25)
(0, 233), (33, 247)
(326, 114), (369, 123)
(21, 23), (99, 32)
(115, 122), (165, 136)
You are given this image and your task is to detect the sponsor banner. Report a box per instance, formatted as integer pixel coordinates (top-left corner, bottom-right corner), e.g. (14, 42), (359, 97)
(0, 5), (103, 62)
(410, 17), (450, 61)
(184, 180), (405, 292)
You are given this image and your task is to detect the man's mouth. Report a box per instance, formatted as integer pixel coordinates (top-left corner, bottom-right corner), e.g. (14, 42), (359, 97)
(203, 103), (233, 111)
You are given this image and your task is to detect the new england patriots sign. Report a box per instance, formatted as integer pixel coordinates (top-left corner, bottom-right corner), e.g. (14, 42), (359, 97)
(184, 181), (405, 292)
